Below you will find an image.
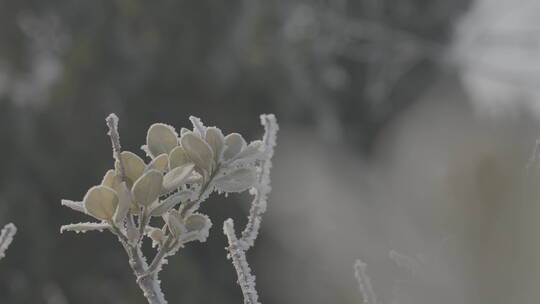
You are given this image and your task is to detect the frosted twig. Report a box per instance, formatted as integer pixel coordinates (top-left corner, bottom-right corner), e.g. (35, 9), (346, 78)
(63, 113), (277, 304)
(106, 113), (127, 182)
(240, 114), (278, 249)
(223, 219), (260, 304)
(223, 114), (278, 304)
(354, 259), (377, 304)
(0, 223), (16, 261)
(106, 114), (167, 304)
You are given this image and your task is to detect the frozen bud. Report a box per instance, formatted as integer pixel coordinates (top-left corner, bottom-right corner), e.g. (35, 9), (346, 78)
(146, 123), (178, 158)
(180, 132), (214, 173)
(214, 167), (256, 193)
(147, 153), (169, 173)
(132, 169), (163, 207)
(205, 127), (225, 161)
(84, 185), (119, 221)
(169, 146), (189, 169)
(223, 133), (246, 160)
(113, 182), (132, 223)
(162, 163), (195, 193)
(116, 151), (146, 186)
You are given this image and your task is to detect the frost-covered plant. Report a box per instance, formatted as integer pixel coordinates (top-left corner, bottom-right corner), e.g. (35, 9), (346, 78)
(0, 223), (16, 261)
(223, 114), (277, 304)
(60, 113), (278, 304)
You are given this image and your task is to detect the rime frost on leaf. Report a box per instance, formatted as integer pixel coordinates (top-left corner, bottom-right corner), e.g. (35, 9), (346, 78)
(61, 199), (86, 213)
(223, 133), (247, 161)
(132, 169), (163, 207)
(180, 132), (214, 173)
(60, 222), (110, 234)
(83, 185), (119, 221)
(149, 190), (192, 216)
(62, 113), (278, 304)
(189, 116), (206, 138)
(354, 259), (377, 304)
(214, 167), (256, 193)
(162, 163), (195, 193)
(146, 123), (179, 158)
(168, 146), (190, 169)
(0, 223), (16, 261)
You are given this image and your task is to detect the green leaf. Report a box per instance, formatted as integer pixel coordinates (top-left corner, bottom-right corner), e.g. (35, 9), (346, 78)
(169, 146), (189, 169)
(132, 169), (163, 207)
(205, 127), (225, 161)
(162, 163), (195, 193)
(214, 168), (256, 193)
(116, 151), (146, 186)
(83, 186), (119, 220)
(146, 123), (178, 157)
(113, 182), (132, 223)
(147, 153), (169, 173)
(180, 132), (214, 173)
(223, 133), (246, 160)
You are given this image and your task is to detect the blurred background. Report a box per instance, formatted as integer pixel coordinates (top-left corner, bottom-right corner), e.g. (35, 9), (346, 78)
(1, 0), (540, 303)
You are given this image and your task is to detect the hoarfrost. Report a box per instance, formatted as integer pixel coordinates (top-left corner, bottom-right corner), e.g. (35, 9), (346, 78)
(0, 223), (17, 261)
(223, 219), (260, 304)
(354, 259), (377, 304)
(240, 114), (278, 248)
(60, 222), (110, 234)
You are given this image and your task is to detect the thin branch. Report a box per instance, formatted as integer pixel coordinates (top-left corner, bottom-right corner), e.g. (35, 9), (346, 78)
(106, 113), (127, 183)
(223, 219), (260, 304)
(0, 223), (16, 261)
(240, 114), (278, 249)
(354, 259), (377, 304)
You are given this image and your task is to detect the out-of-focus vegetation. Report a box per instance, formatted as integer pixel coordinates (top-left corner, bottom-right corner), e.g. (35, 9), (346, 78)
(19, 0), (540, 304)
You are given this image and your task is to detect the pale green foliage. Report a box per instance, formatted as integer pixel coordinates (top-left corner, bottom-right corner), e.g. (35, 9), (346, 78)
(60, 113), (278, 304)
